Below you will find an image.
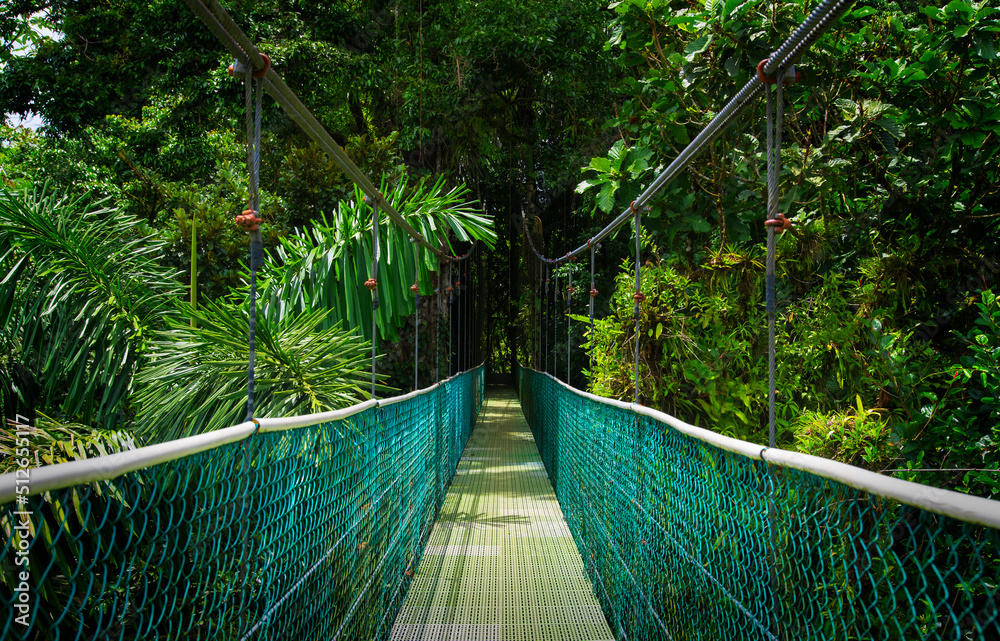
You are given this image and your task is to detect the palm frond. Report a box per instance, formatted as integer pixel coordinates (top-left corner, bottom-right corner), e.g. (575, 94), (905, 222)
(258, 174), (496, 343)
(0, 186), (182, 426)
(134, 299), (387, 443)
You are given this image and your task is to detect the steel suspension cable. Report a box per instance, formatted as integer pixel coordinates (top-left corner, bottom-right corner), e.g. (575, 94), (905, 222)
(435, 263), (441, 382)
(368, 197), (380, 397)
(633, 207), (643, 404)
(467, 265), (473, 369)
(567, 264), (572, 381)
(457, 271), (462, 374)
(764, 65), (789, 640)
(538, 260), (543, 369)
(243, 63), (264, 422)
(589, 245), (596, 393)
(183, 0), (480, 263)
(765, 69), (786, 449)
(553, 271), (559, 379)
(519, 0), (852, 268)
(413, 241), (420, 391)
(544, 267), (549, 374)
(448, 261), (453, 375)
(465, 270), (469, 370)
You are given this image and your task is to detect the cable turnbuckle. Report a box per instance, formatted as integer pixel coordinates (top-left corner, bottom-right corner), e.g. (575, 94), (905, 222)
(765, 213), (793, 233)
(228, 53), (271, 78)
(757, 59), (801, 85)
(235, 209), (262, 231)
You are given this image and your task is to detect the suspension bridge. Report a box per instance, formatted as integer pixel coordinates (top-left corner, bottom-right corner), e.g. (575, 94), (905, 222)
(2, 0), (999, 639)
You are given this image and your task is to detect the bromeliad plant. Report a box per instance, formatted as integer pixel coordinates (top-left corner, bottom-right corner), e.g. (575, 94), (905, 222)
(259, 173), (496, 343)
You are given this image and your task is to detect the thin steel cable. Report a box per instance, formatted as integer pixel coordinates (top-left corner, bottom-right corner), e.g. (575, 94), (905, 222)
(766, 71), (786, 450)
(554, 271), (559, 379)
(239, 58), (265, 617)
(467, 267), (472, 370)
(589, 245), (596, 393)
(245, 72), (264, 422)
(414, 240), (420, 390)
(448, 261), (453, 375)
(544, 267), (549, 375)
(567, 264), (572, 382)
(538, 261), (543, 369)
(435, 262), (440, 383)
(764, 66), (787, 640)
(243, 66), (254, 419)
(538, 261), (542, 369)
(457, 272), (462, 373)
(633, 209), (642, 404)
(371, 199), (380, 398)
(251, 76), (262, 213)
(464, 268), (469, 371)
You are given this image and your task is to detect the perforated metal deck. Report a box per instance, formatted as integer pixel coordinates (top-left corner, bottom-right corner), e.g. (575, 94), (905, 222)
(390, 386), (614, 641)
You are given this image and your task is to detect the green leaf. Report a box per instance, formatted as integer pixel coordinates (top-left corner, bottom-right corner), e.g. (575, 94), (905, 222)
(589, 157), (612, 174)
(683, 214), (712, 233)
(684, 35), (712, 61)
(576, 177), (610, 193)
(721, 0), (743, 24)
(597, 183), (618, 214)
(974, 35), (997, 59)
(876, 118), (904, 140)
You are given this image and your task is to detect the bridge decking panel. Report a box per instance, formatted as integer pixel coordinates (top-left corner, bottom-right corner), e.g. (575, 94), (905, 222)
(391, 386), (614, 641)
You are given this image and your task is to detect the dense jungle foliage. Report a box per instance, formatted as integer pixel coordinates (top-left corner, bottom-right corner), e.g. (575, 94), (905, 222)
(0, 0), (998, 498)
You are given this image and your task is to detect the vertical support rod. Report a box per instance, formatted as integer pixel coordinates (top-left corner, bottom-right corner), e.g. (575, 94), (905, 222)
(766, 71), (785, 449)
(414, 268), (420, 391)
(566, 259), (575, 385)
(567, 263), (572, 383)
(633, 209), (642, 404)
(537, 261), (542, 369)
(190, 215), (198, 327)
(589, 245), (596, 393)
(544, 266), (549, 374)
(448, 261), (453, 376)
(554, 271), (559, 378)
(457, 267), (462, 374)
(370, 197), (380, 398)
(245, 70), (264, 421)
(764, 62), (786, 641)
(436, 258), (442, 383)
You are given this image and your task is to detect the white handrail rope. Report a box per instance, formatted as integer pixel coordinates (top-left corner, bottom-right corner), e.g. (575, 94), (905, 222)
(0, 365), (486, 503)
(522, 0), (854, 267)
(523, 366), (1000, 530)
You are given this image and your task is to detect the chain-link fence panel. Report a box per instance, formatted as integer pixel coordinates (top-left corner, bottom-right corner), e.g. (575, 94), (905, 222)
(1, 366), (484, 640)
(517, 365), (999, 641)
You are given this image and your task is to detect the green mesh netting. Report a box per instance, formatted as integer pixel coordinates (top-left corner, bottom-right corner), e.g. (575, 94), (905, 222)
(1, 367), (484, 640)
(516, 365), (1000, 641)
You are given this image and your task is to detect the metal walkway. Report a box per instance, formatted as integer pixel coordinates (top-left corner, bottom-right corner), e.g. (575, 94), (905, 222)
(391, 386), (614, 641)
